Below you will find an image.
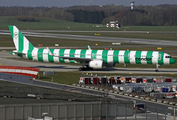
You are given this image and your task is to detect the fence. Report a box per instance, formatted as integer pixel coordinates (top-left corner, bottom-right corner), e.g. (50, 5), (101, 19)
(0, 102), (133, 120)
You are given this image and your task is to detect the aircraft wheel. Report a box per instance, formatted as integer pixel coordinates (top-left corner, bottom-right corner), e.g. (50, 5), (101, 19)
(79, 67), (83, 71)
(88, 67), (93, 70)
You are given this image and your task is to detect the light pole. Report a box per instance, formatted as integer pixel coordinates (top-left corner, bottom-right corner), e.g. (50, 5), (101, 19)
(168, 107), (177, 120)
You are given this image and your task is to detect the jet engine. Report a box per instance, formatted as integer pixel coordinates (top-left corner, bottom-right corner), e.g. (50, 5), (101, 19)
(88, 60), (103, 69)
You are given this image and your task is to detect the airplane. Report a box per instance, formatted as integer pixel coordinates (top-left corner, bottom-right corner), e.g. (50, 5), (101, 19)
(8, 26), (176, 72)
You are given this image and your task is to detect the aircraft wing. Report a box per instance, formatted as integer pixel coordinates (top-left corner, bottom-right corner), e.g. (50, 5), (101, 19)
(47, 47), (92, 62)
(59, 56), (92, 62)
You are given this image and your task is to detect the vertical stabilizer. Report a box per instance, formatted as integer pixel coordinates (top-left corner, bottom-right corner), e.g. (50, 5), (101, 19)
(8, 26), (35, 52)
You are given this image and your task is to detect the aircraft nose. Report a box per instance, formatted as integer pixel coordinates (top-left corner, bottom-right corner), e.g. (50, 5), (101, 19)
(170, 58), (176, 64)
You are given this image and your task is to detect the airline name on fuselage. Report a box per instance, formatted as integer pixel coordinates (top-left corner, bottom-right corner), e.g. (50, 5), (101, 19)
(135, 58), (152, 61)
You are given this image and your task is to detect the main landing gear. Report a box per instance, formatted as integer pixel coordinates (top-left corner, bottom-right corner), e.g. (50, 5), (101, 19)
(79, 66), (93, 71)
(155, 64), (160, 72)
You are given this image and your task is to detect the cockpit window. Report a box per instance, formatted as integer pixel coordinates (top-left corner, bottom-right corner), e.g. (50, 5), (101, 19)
(165, 56), (171, 58)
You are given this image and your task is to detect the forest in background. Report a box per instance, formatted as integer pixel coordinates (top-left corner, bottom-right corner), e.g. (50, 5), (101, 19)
(0, 4), (177, 26)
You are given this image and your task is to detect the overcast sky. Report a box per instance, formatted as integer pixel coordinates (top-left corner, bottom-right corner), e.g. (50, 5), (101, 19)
(1, 0), (177, 7)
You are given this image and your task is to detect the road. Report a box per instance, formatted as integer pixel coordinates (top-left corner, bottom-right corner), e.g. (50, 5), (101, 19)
(0, 51), (177, 74)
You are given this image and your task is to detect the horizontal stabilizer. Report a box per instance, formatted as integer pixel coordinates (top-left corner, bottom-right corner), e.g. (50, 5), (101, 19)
(11, 51), (26, 55)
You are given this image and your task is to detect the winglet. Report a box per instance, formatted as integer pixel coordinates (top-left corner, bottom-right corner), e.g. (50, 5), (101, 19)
(47, 47), (54, 56)
(88, 45), (91, 50)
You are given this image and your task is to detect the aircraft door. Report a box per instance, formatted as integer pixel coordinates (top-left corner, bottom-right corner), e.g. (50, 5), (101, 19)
(119, 51), (125, 63)
(158, 54), (161, 60)
(32, 49), (38, 61)
(158, 52), (164, 65)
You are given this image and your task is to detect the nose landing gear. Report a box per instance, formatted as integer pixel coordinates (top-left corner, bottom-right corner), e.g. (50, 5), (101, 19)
(155, 64), (160, 72)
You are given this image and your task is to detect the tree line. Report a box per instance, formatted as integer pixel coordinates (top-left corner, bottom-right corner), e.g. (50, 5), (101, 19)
(15, 16), (40, 22)
(0, 6), (74, 21)
(0, 4), (177, 26)
(68, 9), (105, 24)
(113, 5), (177, 26)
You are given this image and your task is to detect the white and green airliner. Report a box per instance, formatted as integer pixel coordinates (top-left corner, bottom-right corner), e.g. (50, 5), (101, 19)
(9, 26), (176, 71)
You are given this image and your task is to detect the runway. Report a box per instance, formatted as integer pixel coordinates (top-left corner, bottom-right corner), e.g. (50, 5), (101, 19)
(1, 30), (177, 46)
(0, 51), (176, 74)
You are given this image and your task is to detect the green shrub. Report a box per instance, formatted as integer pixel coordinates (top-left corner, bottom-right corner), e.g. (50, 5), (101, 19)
(15, 16), (40, 22)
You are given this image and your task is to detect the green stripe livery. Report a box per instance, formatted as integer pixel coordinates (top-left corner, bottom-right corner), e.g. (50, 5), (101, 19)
(91, 50), (97, 59)
(124, 51), (130, 64)
(113, 50), (119, 63)
(27, 50), (33, 60)
(18, 32), (23, 51)
(48, 49), (54, 62)
(102, 50), (108, 63)
(146, 51), (153, 64)
(135, 51), (142, 64)
(80, 50), (87, 58)
(70, 49), (76, 63)
(59, 49), (65, 63)
(38, 49), (44, 62)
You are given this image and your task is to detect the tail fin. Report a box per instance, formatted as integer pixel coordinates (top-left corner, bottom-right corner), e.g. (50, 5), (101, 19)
(8, 26), (35, 52)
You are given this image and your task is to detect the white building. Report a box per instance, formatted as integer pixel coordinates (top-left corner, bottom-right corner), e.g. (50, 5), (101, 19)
(106, 21), (120, 29)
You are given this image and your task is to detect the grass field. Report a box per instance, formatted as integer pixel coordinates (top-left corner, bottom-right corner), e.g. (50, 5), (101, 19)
(121, 26), (177, 31)
(1, 16), (177, 31)
(0, 16), (108, 30)
(0, 16), (91, 30)
(60, 32), (177, 41)
(1, 16), (177, 40)
(0, 34), (116, 47)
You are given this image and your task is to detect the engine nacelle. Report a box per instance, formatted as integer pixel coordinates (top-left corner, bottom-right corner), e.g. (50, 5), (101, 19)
(89, 60), (103, 69)
(105, 63), (116, 68)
